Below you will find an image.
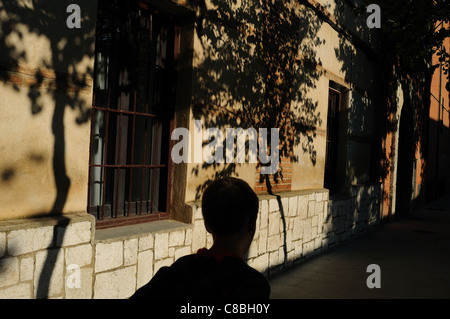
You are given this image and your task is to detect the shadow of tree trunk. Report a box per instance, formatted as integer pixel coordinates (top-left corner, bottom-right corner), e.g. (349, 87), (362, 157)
(36, 91), (71, 299)
(264, 175), (287, 268)
(0, 1), (95, 298)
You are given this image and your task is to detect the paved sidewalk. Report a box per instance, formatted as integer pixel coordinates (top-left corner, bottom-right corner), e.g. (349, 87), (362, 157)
(269, 196), (450, 299)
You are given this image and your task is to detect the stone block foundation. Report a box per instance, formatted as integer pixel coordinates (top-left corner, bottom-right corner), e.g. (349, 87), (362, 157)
(0, 185), (381, 298)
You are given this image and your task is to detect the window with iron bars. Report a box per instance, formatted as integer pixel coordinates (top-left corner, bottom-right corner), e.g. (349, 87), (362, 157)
(88, 0), (178, 229)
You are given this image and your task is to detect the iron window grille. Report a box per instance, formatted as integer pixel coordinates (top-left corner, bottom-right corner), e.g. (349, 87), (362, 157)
(88, 0), (178, 229)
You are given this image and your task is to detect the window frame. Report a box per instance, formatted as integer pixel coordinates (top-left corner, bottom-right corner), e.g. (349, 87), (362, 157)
(87, 0), (179, 229)
(324, 87), (341, 194)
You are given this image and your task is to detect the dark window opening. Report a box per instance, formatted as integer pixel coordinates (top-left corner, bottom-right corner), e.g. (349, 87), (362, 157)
(324, 88), (340, 194)
(88, 0), (178, 228)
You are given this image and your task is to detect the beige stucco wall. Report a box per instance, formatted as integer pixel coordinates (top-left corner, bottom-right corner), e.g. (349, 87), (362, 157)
(0, 82), (91, 219)
(0, 0), (97, 220)
(0, 0), (381, 220)
(180, 0), (379, 201)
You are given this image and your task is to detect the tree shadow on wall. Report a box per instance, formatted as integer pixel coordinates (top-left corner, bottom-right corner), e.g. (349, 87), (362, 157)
(0, 0), (95, 298)
(184, 0), (325, 200)
(330, 0), (389, 188)
(332, 1), (431, 218)
(178, 0), (326, 271)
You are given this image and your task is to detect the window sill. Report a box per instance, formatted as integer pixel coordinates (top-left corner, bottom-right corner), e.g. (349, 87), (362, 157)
(93, 219), (191, 243)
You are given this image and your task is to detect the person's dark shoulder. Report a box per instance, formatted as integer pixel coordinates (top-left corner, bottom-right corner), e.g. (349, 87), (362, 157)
(129, 254), (197, 299)
(219, 257), (271, 299)
(171, 253), (196, 268)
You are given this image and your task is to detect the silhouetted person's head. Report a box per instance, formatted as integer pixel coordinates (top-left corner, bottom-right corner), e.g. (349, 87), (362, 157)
(201, 177), (259, 258)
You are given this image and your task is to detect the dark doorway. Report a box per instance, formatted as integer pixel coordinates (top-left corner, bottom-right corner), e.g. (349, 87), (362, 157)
(395, 101), (414, 218)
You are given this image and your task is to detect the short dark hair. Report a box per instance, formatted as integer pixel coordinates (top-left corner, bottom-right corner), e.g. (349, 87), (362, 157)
(201, 177), (259, 236)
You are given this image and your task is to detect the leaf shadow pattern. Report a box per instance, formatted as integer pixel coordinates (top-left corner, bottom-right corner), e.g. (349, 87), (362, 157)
(332, 1), (429, 214)
(0, 1), (95, 298)
(184, 0), (325, 200)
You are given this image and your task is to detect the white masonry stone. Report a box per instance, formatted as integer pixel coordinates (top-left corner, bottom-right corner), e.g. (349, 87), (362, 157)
(65, 244), (92, 268)
(34, 249), (64, 298)
(292, 216), (302, 241)
(8, 226), (53, 256)
(298, 196), (308, 220)
(154, 232), (169, 260)
(0, 283), (31, 299)
(169, 230), (185, 247)
(311, 226), (318, 240)
(137, 250), (153, 289)
(19, 256), (34, 282)
(124, 238), (138, 266)
(258, 228), (268, 254)
(315, 200), (324, 215)
(192, 220), (206, 252)
(294, 240), (303, 259)
(94, 266), (136, 299)
(57, 221), (92, 247)
(184, 228), (192, 246)
(247, 238), (258, 259)
(281, 197), (289, 215)
(0, 257), (19, 288)
(287, 250), (296, 263)
(65, 267), (93, 299)
(288, 196), (298, 217)
(184, 228), (193, 246)
(194, 207), (203, 220)
(269, 251), (279, 268)
(303, 241), (315, 256)
(286, 229), (293, 252)
(279, 217), (284, 234)
(260, 200), (268, 229)
(139, 234), (153, 251)
(268, 213), (280, 236)
(315, 192), (323, 202)
(287, 215), (294, 231)
(248, 254), (268, 273)
(302, 218), (312, 242)
(269, 198), (279, 213)
(0, 232), (5, 257)
(312, 215), (318, 227)
(267, 234), (282, 252)
(255, 212), (261, 233)
(314, 237), (322, 250)
(318, 208), (324, 234)
(308, 201), (316, 217)
(95, 242), (123, 273)
(206, 233), (213, 249)
(278, 246), (285, 265)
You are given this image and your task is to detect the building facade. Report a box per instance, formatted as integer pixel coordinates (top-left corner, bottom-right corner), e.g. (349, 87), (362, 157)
(0, 0), (447, 298)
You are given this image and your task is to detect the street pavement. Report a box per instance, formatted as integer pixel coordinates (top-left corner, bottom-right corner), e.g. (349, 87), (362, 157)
(269, 195), (450, 299)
